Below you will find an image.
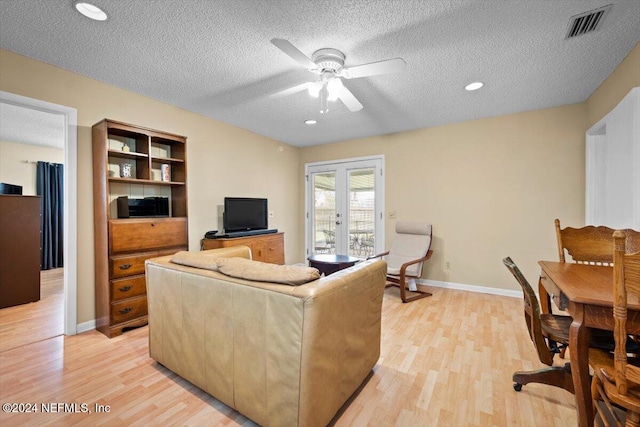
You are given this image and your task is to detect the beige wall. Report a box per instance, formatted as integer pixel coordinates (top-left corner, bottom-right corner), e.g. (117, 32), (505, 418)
(0, 49), (302, 324)
(0, 141), (64, 195)
(586, 42), (640, 127)
(300, 105), (587, 290)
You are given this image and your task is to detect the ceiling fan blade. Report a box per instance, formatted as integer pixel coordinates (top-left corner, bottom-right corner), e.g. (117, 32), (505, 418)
(271, 38), (317, 70)
(337, 83), (363, 112)
(341, 58), (406, 79)
(270, 82), (314, 98)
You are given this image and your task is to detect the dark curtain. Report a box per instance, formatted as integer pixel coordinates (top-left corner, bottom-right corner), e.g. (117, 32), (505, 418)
(37, 161), (64, 270)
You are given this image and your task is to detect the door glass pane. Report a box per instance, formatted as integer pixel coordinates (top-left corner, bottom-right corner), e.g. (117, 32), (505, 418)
(348, 168), (375, 258)
(312, 172), (336, 255)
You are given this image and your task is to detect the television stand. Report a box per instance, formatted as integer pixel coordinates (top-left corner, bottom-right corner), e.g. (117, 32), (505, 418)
(201, 232), (284, 264)
(217, 229), (278, 238)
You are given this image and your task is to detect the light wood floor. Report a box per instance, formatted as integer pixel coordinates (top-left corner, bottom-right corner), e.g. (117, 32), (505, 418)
(0, 285), (577, 426)
(0, 268), (64, 353)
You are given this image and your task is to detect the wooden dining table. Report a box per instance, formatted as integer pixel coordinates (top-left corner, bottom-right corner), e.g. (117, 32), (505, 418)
(538, 260), (640, 427)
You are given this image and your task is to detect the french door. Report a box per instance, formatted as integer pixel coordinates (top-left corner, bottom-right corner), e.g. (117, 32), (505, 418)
(305, 156), (384, 259)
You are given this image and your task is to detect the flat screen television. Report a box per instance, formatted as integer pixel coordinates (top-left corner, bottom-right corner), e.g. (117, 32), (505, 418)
(223, 197), (268, 233)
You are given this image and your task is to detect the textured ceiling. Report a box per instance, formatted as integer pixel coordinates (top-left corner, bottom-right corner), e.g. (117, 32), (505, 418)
(0, 102), (65, 149)
(0, 0), (638, 147)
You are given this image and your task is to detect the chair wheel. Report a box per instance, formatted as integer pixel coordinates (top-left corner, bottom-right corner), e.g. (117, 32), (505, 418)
(513, 383), (523, 392)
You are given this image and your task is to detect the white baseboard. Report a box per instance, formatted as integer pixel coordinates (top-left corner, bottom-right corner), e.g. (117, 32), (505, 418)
(76, 319), (96, 334)
(418, 279), (521, 298)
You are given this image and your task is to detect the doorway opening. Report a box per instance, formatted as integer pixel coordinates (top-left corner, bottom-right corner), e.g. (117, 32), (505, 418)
(305, 156), (385, 259)
(0, 91), (78, 337)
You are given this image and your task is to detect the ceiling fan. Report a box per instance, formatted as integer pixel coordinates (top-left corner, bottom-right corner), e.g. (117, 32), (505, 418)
(270, 38), (406, 114)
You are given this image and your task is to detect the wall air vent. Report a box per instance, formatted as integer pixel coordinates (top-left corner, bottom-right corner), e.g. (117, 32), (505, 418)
(565, 4), (612, 39)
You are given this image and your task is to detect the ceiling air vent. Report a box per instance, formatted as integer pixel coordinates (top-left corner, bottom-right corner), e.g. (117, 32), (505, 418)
(565, 4), (612, 39)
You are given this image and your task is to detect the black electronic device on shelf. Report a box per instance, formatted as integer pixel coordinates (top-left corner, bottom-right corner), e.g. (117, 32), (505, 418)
(223, 197), (268, 233)
(0, 183), (23, 195)
(117, 196), (169, 218)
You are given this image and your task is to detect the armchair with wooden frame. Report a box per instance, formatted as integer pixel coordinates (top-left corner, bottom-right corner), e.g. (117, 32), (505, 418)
(368, 221), (433, 303)
(590, 231), (640, 427)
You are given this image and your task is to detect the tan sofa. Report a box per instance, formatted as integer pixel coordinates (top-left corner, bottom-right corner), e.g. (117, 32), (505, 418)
(145, 246), (387, 427)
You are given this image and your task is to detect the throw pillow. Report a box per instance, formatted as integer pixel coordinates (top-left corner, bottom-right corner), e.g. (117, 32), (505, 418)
(170, 251), (220, 271)
(216, 257), (320, 286)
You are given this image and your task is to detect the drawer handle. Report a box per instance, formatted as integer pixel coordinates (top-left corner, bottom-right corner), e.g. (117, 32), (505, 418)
(269, 247), (274, 251)
(119, 264), (132, 270)
(119, 307), (132, 315)
(118, 285), (132, 292)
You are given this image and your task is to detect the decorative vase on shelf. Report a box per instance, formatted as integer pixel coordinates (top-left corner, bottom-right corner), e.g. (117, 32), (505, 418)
(122, 143), (130, 152)
(120, 163), (132, 178)
(161, 164), (170, 182)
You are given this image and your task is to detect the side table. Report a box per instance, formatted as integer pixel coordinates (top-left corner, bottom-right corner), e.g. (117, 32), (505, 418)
(307, 254), (360, 276)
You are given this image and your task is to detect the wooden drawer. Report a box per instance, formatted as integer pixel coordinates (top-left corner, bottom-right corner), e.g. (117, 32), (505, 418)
(111, 296), (148, 325)
(540, 271), (568, 311)
(201, 232), (284, 265)
(256, 235), (284, 264)
(110, 247), (186, 279)
(202, 237), (252, 251)
(110, 275), (146, 301)
(109, 218), (187, 254)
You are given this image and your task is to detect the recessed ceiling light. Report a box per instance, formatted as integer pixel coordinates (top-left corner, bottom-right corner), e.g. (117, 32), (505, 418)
(75, 2), (108, 21)
(304, 119), (317, 125)
(464, 82), (484, 91)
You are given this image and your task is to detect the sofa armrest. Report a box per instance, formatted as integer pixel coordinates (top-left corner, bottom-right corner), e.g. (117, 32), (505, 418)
(297, 259), (387, 426)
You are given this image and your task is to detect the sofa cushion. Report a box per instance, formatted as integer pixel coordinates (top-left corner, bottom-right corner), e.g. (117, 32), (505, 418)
(170, 251), (221, 271)
(216, 257), (320, 286)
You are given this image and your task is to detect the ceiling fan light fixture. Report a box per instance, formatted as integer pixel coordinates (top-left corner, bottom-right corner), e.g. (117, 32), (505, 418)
(271, 38), (405, 114)
(308, 81), (323, 98)
(74, 2), (108, 21)
(319, 85), (329, 114)
(326, 78), (342, 102)
(465, 81), (484, 91)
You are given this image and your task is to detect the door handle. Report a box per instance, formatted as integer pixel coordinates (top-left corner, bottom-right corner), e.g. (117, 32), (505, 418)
(336, 221), (342, 225)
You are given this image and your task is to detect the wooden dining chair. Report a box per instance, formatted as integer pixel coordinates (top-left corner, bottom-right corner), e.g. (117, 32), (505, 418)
(590, 231), (640, 427)
(547, 220), (640, 334)
(503, 257), (575, 393)
(555, 219), (640, 266)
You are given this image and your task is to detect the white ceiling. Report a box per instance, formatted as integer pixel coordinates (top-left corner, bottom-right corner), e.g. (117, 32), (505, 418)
(0, 0), (638, 147)
(0, 102), (65, 149)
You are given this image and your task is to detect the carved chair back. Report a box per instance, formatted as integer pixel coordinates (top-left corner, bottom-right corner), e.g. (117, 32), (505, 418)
(555, 219), (640, 266)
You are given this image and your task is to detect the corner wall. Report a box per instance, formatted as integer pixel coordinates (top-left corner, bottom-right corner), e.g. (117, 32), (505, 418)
(300, 105), (587, 290)
(587, 42), (640, 127)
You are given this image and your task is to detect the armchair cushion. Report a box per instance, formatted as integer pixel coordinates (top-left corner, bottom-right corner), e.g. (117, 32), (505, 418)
(386, 221), (432, 277)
